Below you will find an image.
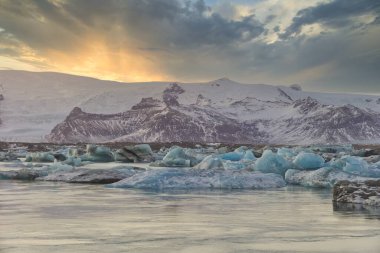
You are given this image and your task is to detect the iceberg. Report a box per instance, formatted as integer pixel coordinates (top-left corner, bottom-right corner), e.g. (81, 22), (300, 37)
(0, 168), (47, 180)
(220, 152), (244, 161)
(37, 166), (143, 184)
(25, 152), (55, 163)
(277, 147), (298, 159)
(242, 150), (256, 161)
(194, 155), (224, 170)
(0, 152), (20, 162)
(80, 145), (114, 163)
(107, 168), (286, 190)
(115, 144), (154, 162)
(254, 150), (292, 176)
(63, 156), (82, 167)
(150, 147), (199, 167)
(293, 152), (325, 170)
(285, 167), (377, 188)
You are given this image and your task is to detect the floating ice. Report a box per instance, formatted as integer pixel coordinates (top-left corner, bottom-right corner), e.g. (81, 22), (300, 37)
(220, 152), (244, 161)
(107, 168), (286, 190)
(277, 147), (298, 159)
(194, 155), (224, 170)
(0, 152), (19, 162)
(0, 168), (47, 180)
(254, 150), (292, 176)
(150, 147), (199, 167)
(115, 144), (154, 162)
(63, 156), (82, 167)
(285, 168), (377, 188)
(339, 156), (380, 178)
(25, 152), (55, 163)
(80, 145), (114, 163)
(310, 144), (353, 154)
(46, 161), (73, 172)
(38, 166), (143, 184)
(293, 152), (325, 170)
(242, 150), (256, 161)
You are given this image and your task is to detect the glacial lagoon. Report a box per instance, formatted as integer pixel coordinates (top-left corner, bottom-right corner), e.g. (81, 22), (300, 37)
(1, 180), (380, 253)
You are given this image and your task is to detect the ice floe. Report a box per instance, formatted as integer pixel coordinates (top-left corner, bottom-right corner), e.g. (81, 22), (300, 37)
(107, 168), (286, 190)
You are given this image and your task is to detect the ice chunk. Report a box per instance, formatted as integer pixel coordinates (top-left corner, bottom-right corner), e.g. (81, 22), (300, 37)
(63, 156), (82, 167)
(220, 152), (244, 161)
(310, 144), (353, 154)
(234, 146), (249, 153)
(115, 144), (154, 162)
(328, 158), (346, 170)
(0, 168), (47, 180)
(25, 152), (55, 163)
(194, 155), (224, 170)
(277, 147), (297, 159)
(107, 168), (286, 190)
(46, 162), (73, 172)
(0, 152), (20, 162)
(285, 167), (376, 188)
(255, 150), (292, 176)
(150, 147), (198, 167)
(37, 166), (143, 184)
(340, 156), (380, 177)
(333, 180), (380, 206)
(293, 152), (325, 170)
(342, 156), (367, 175)
(223, 161), (252, 170)
(80, 145), (114, 163)
(242, 150), (256, 161)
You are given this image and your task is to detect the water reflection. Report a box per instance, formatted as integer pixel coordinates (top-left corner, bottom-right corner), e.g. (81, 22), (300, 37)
(1, 181), (380, 253)
(333, 202), (380, 220)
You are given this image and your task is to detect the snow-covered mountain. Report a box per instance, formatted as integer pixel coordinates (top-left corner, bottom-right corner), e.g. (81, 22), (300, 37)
(1, 70), (380, 144)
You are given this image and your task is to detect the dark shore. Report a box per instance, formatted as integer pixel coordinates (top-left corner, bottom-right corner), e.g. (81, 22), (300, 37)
(1, 141), (379, 153)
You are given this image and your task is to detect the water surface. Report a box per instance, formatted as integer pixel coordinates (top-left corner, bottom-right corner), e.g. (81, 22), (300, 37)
(1, 181), (380, 253)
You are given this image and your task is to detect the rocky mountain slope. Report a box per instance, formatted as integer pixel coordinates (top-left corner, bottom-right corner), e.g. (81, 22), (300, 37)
(1, 70), (380, 144)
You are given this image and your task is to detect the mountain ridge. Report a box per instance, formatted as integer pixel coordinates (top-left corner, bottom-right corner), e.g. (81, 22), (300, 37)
(1, 70), (380, 143)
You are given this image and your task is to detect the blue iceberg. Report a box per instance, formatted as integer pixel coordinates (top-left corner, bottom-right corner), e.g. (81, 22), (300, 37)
(80, 145), (114, 163)
(150, 147), (199, 167)
(254, 150), (292, 176)
(293, 152), (325, 170)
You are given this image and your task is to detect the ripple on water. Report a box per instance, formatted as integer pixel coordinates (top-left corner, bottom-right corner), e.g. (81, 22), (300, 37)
(1, 181), (380, 253)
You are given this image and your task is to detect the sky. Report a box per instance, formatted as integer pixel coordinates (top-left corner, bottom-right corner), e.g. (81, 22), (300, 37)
(0, 0), (379, 93)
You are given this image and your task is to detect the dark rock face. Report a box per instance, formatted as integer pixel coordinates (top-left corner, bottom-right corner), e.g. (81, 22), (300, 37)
(47, 88), (267, 143)
(333, 180), (380, 206)
(277, 98), (380, 143)
(47, 83), (380, 144)
(115, 144), (154, 163)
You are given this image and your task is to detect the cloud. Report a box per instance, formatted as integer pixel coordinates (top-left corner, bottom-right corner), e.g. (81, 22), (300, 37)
(0, 0), (379, 93)
(281, 0), (380, 38)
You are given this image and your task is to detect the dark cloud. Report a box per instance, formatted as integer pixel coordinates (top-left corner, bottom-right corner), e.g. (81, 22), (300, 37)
(281, 0), (380, 39)
(0, 0), (265, 52)
(0, 0), (379, 93)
